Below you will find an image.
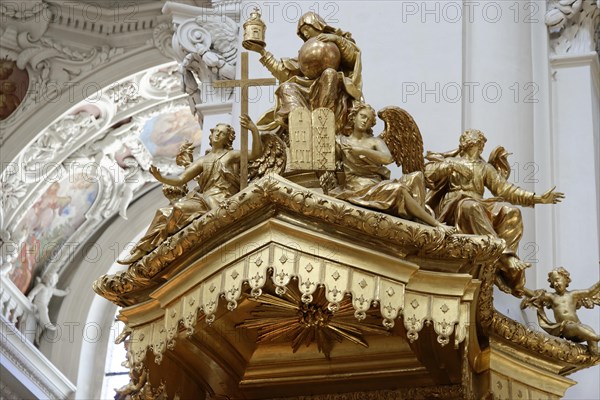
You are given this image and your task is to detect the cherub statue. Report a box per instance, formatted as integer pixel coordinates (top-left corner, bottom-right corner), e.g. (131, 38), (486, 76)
(328, 103), (449, 230)
(521, 267), (600, 355)
(244, 11), (363, 136)
(119, 116), (263, 264)
(425, 129), (564, 296)
(27, 271), (69, 344)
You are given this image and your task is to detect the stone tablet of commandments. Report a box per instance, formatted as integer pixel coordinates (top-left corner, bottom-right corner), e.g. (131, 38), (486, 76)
(288, 107), (336, 171)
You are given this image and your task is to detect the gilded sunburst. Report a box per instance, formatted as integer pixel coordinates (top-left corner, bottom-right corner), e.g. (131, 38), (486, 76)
(237, 285), (389, 359)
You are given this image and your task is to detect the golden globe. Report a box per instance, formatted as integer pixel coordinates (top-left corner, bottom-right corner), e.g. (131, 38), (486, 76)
(298, 38), (341, 80)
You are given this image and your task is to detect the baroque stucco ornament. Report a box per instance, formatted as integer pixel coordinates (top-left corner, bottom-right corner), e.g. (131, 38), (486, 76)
(174, 13), (239, 114)
(546, 0), (600, 55)
(0, 65), (191, 284)
(0, 1), (124, 126)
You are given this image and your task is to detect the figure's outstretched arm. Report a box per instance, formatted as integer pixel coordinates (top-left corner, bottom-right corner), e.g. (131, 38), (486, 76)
(520, 288), (551, 310)
(53, 287), (69, 297)
(521, 287), (537, 298)
(534, 186), (565, 205)
(246, 44), (296, 83)
(485, 165), (565, 207)
(149, 160), (204, 187)
(484, 165), (536, 206)
(240, 114), (264, 161)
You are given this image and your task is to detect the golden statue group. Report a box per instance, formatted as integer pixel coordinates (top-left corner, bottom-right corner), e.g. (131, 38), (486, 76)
(118, 9), (599, 362)
(104, 11), (600, 398)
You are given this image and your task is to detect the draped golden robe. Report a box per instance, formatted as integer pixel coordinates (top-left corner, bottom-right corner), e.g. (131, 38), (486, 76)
(425, 157), (535, 255)
(330, 136), (427, 219)
(121, 152), (239, 264)
(256, 28), (363, 134)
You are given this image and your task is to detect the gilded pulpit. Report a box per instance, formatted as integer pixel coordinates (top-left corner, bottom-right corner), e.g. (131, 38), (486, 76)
(93, 5), (599, 400)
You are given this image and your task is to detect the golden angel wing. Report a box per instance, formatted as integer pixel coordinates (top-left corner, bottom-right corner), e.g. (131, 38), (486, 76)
(576, 286), (600, 309)
(488, 146), (512, 180)
(378, 106), (424, 174)
(249, 133), (287, 181)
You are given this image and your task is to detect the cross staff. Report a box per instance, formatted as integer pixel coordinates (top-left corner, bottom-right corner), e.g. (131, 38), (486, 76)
(213, 52), (276, 189)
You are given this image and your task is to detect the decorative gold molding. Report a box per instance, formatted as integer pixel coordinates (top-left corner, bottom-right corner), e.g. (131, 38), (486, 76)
(265, 385), (464, 400)
(119, 239), (477, 367)
(489, 311), (599, 367)
(94, 175), (504, 306)
(237, 286), (390, 359)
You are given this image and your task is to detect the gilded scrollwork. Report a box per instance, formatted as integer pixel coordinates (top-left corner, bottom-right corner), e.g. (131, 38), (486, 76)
(490, 311), (599, 366)
(94, 175), (504, 305)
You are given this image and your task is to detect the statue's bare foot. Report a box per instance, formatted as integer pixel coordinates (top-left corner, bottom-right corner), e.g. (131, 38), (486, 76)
(435, 222), (456, 234)
(497, 255), (530, 297)
(502, 254), (530, 272)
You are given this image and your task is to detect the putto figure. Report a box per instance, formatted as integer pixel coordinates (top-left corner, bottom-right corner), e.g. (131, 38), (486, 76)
(521, 267), (600, 355)
(27, 271), (69, 344)
(329, 103), (448, 230)
(425, 129), (564, 295)
(119, 116), (263, 264)
(244, 11), (363, 135)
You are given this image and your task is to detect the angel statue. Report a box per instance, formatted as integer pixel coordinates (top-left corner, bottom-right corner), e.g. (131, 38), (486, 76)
(521, 267), (600, 355)
(179, 15), (238, 116)
(328, 103), (449, 230)
(119, 116), (263, 264)
(118, 144), (191, 265)
(425, 129), (565, 296)
(27, 271), (69, 344)
(244, 11), (363, 137)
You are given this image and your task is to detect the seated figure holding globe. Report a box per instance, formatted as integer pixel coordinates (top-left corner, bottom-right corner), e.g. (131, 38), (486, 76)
(244, 11), (363, 137)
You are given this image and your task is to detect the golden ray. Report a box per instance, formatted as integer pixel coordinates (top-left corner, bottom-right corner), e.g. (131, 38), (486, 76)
(237, 285), (389, 358)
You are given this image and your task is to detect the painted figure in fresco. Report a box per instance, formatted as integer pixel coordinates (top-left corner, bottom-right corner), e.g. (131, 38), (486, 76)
(425, 129), (564, 296)
(521, 267), (600, 355)
(0, 81), (21, 120)
(29, 182), (72, 235)
(10, 234), (39, 292)
(27, 271), (69, 344)
(119, 116), (263, 264)
(148, 110), (201, 157)
(0, 59), (26, 121)
(244, 11), (363, 135)
(329, 103), (449, 230)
